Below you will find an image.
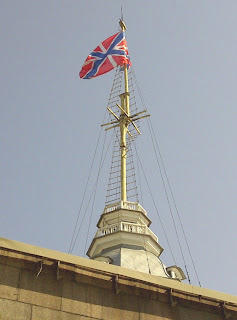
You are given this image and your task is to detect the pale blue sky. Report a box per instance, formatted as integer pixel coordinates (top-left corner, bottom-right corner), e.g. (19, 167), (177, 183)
(1, 1), (237, 295)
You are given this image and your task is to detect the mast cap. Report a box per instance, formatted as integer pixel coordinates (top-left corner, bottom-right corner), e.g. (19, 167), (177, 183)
(119, 19), (127, 31)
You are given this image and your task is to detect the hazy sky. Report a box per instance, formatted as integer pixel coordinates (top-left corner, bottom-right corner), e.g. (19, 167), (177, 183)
(1, 1), (237, 296)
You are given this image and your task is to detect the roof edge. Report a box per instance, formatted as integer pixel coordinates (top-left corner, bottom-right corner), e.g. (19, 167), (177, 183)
(0, 237), (236, 305)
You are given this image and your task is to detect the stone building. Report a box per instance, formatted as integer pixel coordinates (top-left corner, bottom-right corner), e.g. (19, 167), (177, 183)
(0, 237), (237, 320)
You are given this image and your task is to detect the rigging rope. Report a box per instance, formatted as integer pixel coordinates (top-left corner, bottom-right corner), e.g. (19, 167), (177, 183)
(132, 66), (201, 286)
(136, 150), (144, 206)
(148, 119), (202, 286)
(105, 67), (140, 204)
(83, 129), (116, 256)
(146, 118), (191, 284)
(68, 123), (104, 253)
(69, 67), (122, 254)
(70, 130), (115, 254)
(134, 142), (177, 265)
(70, 64), (201, 286)
(68, 69), (121, 254)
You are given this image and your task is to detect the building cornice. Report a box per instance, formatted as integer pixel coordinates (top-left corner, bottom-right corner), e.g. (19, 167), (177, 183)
(0, 236), (236, 310)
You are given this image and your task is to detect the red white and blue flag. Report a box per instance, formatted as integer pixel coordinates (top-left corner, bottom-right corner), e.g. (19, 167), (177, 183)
(79, 32), (131, 79)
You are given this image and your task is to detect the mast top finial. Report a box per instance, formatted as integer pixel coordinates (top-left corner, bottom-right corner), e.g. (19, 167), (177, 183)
(119, 7), (127, 31)
(119, 19), (127, 31)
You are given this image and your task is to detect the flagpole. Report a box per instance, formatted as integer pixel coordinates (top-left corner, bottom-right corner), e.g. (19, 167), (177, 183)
(100, 21), (149, 202)
(119, 19), (129, 203)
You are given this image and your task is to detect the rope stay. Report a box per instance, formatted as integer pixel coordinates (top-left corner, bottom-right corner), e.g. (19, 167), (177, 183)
(134, 142), (177, 265)
(83, 129), (116, 256)
(68, 117), (105, 254)
(105, 67), (140, 205)
(69, 130), (115, 254)
(132, 66), (201, 286)
(146, 117), (191, 284)
(68, 66), (141, 254)
(69, 63), (201, 288)
(68, 68), (121, 254)
(148, 118), (201, 286)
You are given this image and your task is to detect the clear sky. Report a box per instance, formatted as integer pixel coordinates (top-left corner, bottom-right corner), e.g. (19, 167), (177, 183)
(1, 1), (237, 296)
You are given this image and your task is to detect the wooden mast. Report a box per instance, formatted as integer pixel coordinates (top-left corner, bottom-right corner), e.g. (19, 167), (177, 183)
(119, 19), (129, 202)
(103, 19), (150, 204)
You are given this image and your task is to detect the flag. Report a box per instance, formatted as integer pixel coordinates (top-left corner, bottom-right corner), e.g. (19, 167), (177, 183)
(79, 32), (131, 79)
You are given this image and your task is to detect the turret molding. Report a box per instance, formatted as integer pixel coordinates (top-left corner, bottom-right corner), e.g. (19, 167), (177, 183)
(87, 201), (163, 259)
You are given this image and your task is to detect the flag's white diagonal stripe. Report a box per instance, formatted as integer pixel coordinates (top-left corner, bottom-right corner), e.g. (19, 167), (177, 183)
(108, 55), (117, 67)
(99, 44), (107, 54)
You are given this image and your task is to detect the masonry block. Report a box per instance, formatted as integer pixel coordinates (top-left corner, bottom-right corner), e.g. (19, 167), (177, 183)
(61, 280), (103, 318)
(139, 297), (173, 320)
(18, 268), (62, 310)
(31, 305), (83, 320)
(103, 290), (140, 320)
(0, 263), (19, 300)
(0, 298), (31, 320)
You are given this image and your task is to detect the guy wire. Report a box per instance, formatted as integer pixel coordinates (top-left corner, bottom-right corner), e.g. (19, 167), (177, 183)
(134, 142), (177, 265)
(132, 66), (201, 286)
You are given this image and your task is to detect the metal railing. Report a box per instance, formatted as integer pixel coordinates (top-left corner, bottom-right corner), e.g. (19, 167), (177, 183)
(95, 221), (157, 242)
(103, 201), (147, 216)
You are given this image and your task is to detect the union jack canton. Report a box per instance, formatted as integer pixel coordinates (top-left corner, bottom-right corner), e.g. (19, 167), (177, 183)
(79, 32), (131, 79)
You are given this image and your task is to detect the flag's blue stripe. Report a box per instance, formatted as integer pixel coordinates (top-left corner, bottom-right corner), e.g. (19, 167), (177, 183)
(84, 32), (129, 79)
(90, 50), (128, 60)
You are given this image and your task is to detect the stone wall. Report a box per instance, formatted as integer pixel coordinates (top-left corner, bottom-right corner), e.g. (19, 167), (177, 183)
(0, 238), (236, 320)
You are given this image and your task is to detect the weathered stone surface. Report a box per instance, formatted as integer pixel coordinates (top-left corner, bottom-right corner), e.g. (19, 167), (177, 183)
(0, 298), (31, 320)
(61, 280), (103, 318)
(103, 290), (140, 320)
(139, 297), (173, 320)
(175, 305), (222, 320)
(0, 239), (237, 320)
(0, 263), (19, 300)
(18, 268), (62, 310)
(31, 305), (95, 320)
